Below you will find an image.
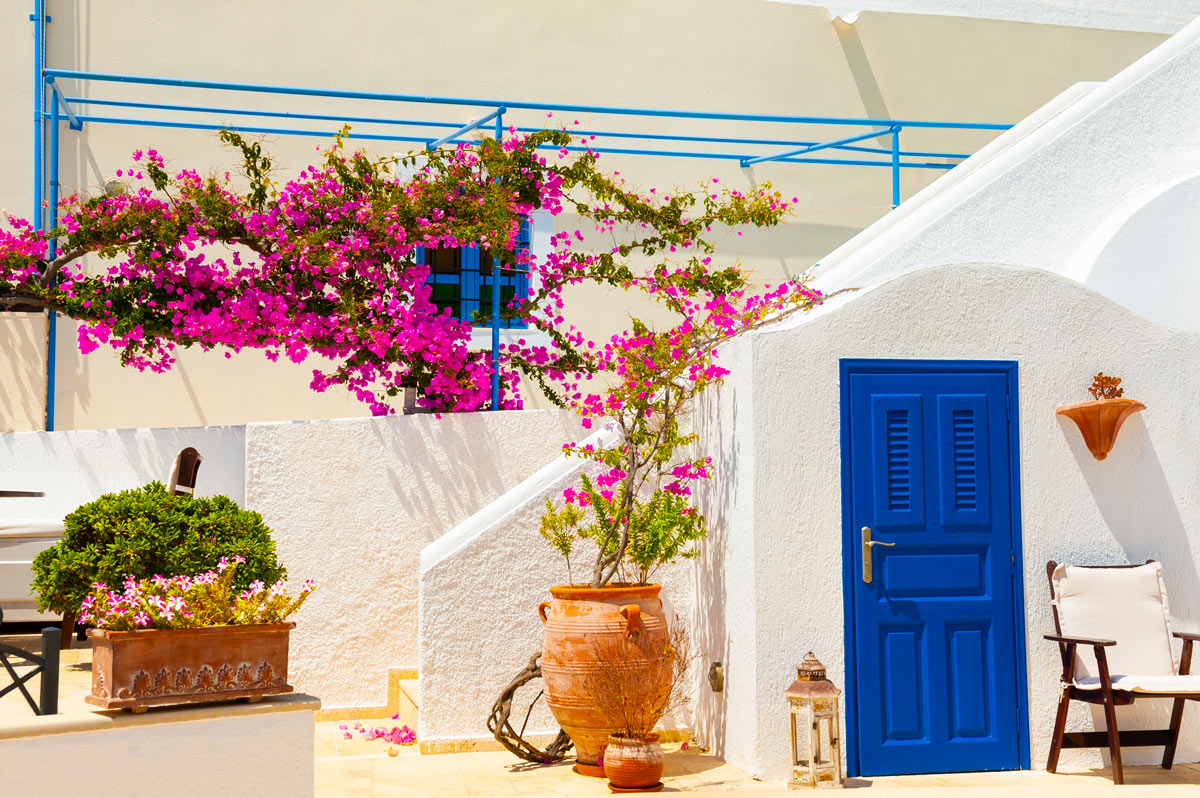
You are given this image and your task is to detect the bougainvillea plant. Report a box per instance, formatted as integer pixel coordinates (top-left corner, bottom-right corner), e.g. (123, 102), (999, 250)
(1, 126), (808, 414)
(80, 556), (315, 631)
(1, 124), (827, 588)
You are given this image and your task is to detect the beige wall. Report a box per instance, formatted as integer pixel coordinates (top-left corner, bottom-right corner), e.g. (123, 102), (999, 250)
(1, 0), (1165, 430)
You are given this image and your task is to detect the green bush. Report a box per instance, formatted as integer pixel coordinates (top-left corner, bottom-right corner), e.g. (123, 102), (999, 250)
(32, 481), (286, 617)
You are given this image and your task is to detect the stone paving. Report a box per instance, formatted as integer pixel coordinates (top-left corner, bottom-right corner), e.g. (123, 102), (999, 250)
(311, 739), (1200, 798)
(4, 631), (1200, 796)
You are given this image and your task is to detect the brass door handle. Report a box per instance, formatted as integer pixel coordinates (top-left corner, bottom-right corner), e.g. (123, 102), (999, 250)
(862, 526), (895, 583)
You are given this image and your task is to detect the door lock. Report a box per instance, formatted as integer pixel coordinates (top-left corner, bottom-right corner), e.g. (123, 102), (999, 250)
(862, 526), (895, 584)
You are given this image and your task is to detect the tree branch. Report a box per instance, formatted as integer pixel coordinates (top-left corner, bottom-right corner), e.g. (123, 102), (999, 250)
(39, 247), (89, 287)
(0, 294), (50, 312)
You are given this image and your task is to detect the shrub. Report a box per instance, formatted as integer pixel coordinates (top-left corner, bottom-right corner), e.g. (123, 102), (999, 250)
(32, 481), (286, 617)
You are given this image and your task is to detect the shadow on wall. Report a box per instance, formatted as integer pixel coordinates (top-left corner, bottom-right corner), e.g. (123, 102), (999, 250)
(1063, 416), (1200, 617)
(0, 316), (47, 431)
(1062, 415), (1200, 764)
(690, 389), (737, 759)
(374, 417), (535, 544)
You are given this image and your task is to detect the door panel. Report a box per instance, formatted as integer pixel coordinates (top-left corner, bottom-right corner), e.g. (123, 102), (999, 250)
(845, 364), (1023, 776)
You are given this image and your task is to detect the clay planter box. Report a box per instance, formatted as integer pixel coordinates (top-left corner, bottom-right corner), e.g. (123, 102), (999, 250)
(85, 622), (295, 710)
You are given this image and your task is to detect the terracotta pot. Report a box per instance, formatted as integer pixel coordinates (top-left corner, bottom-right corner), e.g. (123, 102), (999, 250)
(538, 584), (669, 775)
(1056, 398), (1145, 460)
(86, 622), (294, 710)
(603, 733), (666, 791)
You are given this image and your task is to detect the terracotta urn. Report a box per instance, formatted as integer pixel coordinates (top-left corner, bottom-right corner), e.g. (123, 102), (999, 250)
(86, 622), (294, 710)
(603, 733), (666, 791)
(538, 584), (669, 776)
(1055, 398), (1145, 460)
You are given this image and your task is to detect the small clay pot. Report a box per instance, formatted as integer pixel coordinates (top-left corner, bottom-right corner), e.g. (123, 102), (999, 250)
(603, 733), (665, 791)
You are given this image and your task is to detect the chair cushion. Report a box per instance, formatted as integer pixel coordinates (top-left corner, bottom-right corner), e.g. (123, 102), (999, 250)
(1075, 673), (1200, 693)
(1052, 562), (1175, 680)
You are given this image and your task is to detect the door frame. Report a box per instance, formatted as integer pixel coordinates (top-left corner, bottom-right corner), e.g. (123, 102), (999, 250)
(839, 358), (1031, 777)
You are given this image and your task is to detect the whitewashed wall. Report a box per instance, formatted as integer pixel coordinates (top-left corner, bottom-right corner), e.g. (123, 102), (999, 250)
(698, 263), (1200, 781)
(417, 424), (694, 748)
(775, 1), (1199, 34)
(0, 425), (247, 518)
(690, 333), (760, 766)
(1068, 171), (1200, 332)
(245, 410), (584, 709)
(0, 409), (586, 710)
(0, 697), (317, 797)
(812, 15), (1200, 322)
(0, 424), (245, 621)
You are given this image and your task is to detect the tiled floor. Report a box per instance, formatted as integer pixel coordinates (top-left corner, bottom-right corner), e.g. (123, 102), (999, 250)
(4, 631), (1200, 795)
(312, 747), (1200, 798)
(0, 629), (92, 721)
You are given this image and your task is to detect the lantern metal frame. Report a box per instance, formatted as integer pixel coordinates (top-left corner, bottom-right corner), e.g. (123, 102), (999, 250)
(785, 652), (844, 789)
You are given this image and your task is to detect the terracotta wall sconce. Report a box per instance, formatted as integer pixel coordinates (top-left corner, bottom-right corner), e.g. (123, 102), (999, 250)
(1056, 398), (1145, 460)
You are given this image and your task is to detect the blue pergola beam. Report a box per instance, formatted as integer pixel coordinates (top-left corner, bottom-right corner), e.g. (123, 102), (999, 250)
(44, 68), (1012, 131)
(64, 96), (467, 132)
(741, 126), (897, 167)
(71, 114), (438, 145)
(62, 96), (975, 161)
(34, 55), (1011, 428)
(427, 107), (506, 150)
(67, 113), (958, 170)
(48, 81), (82, 130)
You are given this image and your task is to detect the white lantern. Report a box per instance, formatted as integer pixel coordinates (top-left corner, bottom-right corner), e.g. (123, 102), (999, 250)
(785, 652), (843, 789)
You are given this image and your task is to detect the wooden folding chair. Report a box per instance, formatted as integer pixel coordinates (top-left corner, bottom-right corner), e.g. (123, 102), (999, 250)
(1045, 560), (1200, 784)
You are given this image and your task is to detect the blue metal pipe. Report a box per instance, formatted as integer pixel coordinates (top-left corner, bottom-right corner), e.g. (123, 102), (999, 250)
(427, 107), (506, 150)
(71, 114), (436, 145)
(741, 126), (896, 167)
(31, 0), (51, 431)
(63, 97), (975, 160)
(68, 113), (957, 169)
(44, 68), (1013, 131)
(891, 128), (902, 208)
(49, 81), (81, 130)
(512, 124), (972, 160)
(491, 112), (503, 412)
(547, 142), (956, 169)
(32, 0), (44, 232)
(64, 96), (463, 131)
(46, 95), (59, 432)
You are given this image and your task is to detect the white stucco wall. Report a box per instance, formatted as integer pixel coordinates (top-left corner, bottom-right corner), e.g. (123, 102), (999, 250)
(0, 409), (587, 709)
(417, 424), (694, 747)
(777, 1), (1200, 34)
(246, 409), (586, 710)
(1068, 171), (1200, 333)
(703, 263), (1200, 781)
(811, 15), (1200, 322)
(0, 425), (247, 519)
(0, 701), (316, 797)
(690, 333), (761, 766)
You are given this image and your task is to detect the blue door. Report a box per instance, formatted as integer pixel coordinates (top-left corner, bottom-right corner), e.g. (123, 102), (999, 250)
(841, 360), (1028, 776)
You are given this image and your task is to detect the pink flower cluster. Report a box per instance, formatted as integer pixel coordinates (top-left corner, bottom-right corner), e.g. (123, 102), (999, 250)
(338, 718), (417, 746)
(80, 556), (315, 631)
(0, 126), (818, 418)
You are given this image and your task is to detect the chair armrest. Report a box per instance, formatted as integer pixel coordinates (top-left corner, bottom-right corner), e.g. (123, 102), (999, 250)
(1045, 634), (1116, 646)
(1173, 631), (1200, 642)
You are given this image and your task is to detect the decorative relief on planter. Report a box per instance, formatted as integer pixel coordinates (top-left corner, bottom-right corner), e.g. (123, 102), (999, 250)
(87, 622), (294, 710)
(118, 661), (285, 700)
